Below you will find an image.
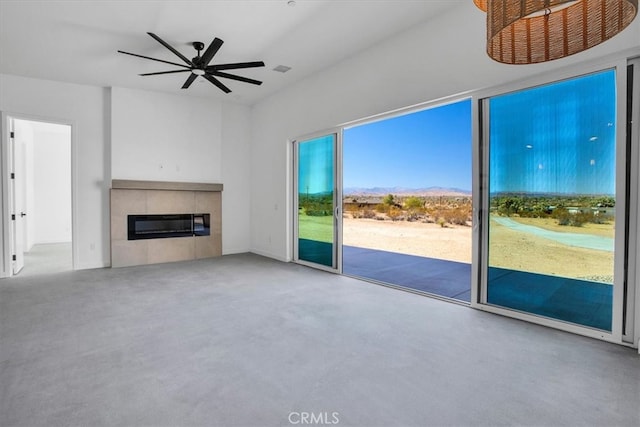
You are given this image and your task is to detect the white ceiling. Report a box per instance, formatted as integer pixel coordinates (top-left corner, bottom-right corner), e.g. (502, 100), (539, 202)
(0, 0), (463, 105)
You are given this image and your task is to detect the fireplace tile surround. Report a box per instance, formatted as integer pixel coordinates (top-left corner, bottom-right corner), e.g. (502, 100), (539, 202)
(110, 180), (222, 267)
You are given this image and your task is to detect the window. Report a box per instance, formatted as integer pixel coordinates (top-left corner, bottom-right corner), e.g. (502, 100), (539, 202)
(484, 70), (617, 331)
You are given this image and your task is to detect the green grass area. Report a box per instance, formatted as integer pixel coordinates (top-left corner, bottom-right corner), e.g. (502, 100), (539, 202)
(298, 213), (333, 243)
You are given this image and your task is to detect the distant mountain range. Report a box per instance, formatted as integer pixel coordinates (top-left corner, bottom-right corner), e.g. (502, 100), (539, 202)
(343, 186), (471, 197)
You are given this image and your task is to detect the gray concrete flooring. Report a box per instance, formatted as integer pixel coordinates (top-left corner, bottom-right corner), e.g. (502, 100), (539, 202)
(19, 242), (72, 277)
(1, 253), (638, 426)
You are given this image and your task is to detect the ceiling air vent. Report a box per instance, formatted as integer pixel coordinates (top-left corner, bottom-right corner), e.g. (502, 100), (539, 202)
(273, 65), (292, 73)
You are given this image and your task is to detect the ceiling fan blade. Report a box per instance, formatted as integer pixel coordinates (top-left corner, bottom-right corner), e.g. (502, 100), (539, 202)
(203, 74), (231, 93)
(210, 71), (262, 86)
(207, 61), (265, 71)
(118, 50), (191, 69)
(182, 73), (197, 89)
(199, 38), (223, 67)
(139, 69), (192, 76)
(147, 32), (193, 66)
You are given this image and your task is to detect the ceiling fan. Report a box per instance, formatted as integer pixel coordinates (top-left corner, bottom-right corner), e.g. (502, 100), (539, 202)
(118, 32), (265, 93)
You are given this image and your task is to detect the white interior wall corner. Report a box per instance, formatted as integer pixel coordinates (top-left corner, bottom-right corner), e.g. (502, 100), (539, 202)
(221, 102), (251, 254)
(249, 2), (640, 261)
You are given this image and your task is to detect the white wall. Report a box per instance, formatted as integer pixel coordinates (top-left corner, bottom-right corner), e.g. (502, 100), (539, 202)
(111, 87), (222, 182)
(249, 2), (640, 261)
(221, 103), (251, 254)
(0, 74), (109, 270)
(31, 122), (72, 244)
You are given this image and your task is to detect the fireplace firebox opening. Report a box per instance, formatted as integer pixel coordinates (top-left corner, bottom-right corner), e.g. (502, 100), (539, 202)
(127, 213), (210, 240)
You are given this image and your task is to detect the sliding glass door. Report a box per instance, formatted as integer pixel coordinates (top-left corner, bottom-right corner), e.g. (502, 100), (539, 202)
(290, 58), (638, 346)
(293, 132), (340, 272)
(483, 70), (621, 332)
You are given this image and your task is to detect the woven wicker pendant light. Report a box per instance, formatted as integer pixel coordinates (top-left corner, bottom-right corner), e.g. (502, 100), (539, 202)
(474, 0), (488, 11)
(485, 0), (638, 64)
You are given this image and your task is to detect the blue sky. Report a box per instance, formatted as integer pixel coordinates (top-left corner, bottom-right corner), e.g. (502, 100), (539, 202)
(343, 99), (472, 191)
(489, 70), (616, 195)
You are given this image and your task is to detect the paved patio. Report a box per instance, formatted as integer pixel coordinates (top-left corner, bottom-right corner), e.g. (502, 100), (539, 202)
(342, 246), (471, 302)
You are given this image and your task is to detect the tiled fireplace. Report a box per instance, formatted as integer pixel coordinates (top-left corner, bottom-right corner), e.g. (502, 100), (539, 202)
(110, 180), (222, 267)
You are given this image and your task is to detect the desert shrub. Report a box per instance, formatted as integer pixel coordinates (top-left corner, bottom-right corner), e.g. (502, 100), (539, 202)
(589, 214), (612, 224)
(553, 208), (572, 226)
(444, 206), (471, 226)
(404, 196), (424, 210)
(574, 212), (591, 226)
(361, 209), (376, 219)
(404, 196), (424, 222)
(345, 204), (360, 214)
(518, 201), (552, 218)
(383, 194), (396, 206)
(437, 217), (447, 228)
(406, 212), (421, 222)
(387, 206), (403, 221)
(375, 204), (388, 213)
(553, 208), (588, 227)
(495, 196), (524, 216)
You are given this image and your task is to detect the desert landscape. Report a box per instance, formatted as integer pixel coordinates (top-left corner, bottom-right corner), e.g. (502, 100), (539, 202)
(342, 216), (471, 263)
(300, 190), (615, 283)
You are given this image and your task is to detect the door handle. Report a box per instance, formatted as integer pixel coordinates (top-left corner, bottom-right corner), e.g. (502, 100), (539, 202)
(20, 212), (26, 217)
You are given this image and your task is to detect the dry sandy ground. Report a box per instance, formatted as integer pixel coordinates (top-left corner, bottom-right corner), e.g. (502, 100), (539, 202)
(343, 216), (614, 281)
(488, 218), (613, 282)
(343, 217), (472, 263)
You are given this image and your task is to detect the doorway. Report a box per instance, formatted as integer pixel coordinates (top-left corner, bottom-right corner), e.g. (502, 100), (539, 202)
(7, 117), (73, 277)
(342, 100), (473, 301)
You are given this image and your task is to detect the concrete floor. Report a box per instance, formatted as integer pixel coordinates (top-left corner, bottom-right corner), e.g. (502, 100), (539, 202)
(19, 242), (72, 277)
(1, 253), (638, 426)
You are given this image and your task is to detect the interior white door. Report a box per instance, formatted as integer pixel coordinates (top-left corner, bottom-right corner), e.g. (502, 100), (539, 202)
(10, 119), (26, 274)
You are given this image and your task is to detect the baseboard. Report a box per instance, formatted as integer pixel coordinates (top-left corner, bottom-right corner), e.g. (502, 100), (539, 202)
(250, 248), (289, 263)
(75, 261), (110, 271)
(223, 247), (251, 255)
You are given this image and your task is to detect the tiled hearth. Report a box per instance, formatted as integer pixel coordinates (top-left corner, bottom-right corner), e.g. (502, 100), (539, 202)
(110, 180), (222, 267)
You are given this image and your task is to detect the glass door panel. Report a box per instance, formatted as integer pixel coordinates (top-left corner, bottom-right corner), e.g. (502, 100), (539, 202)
(295, 134), (337, 269)
(486, 70), (617, 331)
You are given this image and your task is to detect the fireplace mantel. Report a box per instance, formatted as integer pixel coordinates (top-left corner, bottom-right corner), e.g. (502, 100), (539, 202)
(112, 179), (223, 192)
(110, 180), (222, 268)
